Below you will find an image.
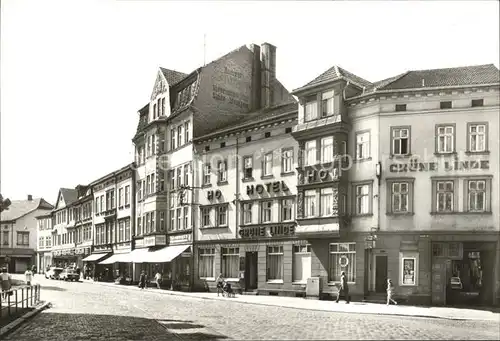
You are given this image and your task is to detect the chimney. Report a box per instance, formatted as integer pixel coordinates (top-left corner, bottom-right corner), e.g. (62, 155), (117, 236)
(260, 42), (276, 108)
(27, 194), (33, 201)
(249, 44), (261, 111)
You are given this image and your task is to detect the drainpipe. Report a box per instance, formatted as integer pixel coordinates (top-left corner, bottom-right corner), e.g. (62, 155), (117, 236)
(235, 137), (240, 239)
(190, 145), (196, 291)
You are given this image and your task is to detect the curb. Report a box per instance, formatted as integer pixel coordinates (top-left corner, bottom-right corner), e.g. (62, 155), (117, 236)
(0, 301), (51, 338)
(87, 280), (490, 321)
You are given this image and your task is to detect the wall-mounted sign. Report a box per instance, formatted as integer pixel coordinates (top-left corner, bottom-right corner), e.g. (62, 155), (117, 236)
(168, 233), (192, 245)
(339, 255), (349, 267)
(75, 247), (90, 256)
(144, 235), (167, 247)
(239, 224), (295, 238)
(300, 168), (339, 185)
(246, 181), (289, 196)
(207, 190), (222, 200)
(389, 160), (489, 173)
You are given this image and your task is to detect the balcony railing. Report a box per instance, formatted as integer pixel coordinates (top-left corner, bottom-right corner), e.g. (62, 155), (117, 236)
(293, 114), (342, 133)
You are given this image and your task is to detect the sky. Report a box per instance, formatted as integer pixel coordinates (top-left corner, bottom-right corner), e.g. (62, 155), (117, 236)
(1, 0), (499, 205)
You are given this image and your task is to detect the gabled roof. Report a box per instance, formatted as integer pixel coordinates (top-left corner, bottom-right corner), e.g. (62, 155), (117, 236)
(159, 67), (188, 86)
(1, 198), (53, 222)
(60, 188), (78, 206)
(370, 64), (500, 91)
(295, 65), (372, 93)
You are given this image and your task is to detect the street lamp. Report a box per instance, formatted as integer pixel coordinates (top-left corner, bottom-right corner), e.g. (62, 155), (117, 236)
(375, 161), (382, 186)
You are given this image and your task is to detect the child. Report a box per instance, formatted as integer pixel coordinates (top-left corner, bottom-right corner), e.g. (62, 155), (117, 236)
(387, 279), (398, 305)
(25, 267), (33, 286)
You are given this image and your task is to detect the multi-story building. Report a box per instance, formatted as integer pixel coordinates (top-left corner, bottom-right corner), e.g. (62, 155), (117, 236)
(193, 102), (297, 293)
(51, 188), (79, 267)
(130, 42), (293, 288)
(0, 195), (53, 272)
(291, 63), (500, 305)
(36, 213), (53, 273)
(90, 164), (135, 279)
(71, 185), (94, 268)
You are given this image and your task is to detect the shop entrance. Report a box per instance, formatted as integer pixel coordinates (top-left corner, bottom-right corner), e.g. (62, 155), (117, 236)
(432, 241), (495, 306)
(375, 255), (388, 293)
(245, 252), (258, 291)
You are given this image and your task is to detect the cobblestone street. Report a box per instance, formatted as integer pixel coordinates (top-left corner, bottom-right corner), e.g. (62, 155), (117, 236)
(4, 277), (500, 340)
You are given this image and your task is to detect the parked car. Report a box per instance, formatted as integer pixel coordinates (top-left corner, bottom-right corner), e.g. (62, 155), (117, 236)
(45, 267), (64, 280)
(60, 268), (80, 281)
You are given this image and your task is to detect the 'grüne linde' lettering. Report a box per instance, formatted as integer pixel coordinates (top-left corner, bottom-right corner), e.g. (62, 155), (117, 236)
(239, 225), (295, 238)
(389, 160), (489, 173)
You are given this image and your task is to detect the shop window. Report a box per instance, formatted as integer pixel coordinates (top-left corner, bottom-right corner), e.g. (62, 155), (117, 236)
(329, 243), (356, 283)
(399, 252), (418, 286)
(267, 246), (284, 282)
(198, 248), (215, 279)
(292, 245), (311, 283)
(221, 247), (239, 279)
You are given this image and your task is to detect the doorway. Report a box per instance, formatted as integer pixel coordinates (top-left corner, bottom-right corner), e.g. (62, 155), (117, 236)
(245, 252), (258, 290)
(375, 255), (388, 293)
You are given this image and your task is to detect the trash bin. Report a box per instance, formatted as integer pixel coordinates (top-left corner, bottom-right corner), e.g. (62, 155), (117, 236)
(306, 277), (323, 299)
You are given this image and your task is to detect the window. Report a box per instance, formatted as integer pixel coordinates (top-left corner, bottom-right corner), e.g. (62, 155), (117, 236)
(153, 103), (157, 119)
(293, 245), (311, 283)
(471, 99), (484, 107)
(151, 134), (156, 155)
(305, 101), (318, 121)
(261, 201), (272, 223)
(218, 161), (227, 182)
(201, 207), (211, 227)
(159, 212), (165, 231)
(203, 164), (211, 185)
(329, 243), (356, 283)
(184, 164), (190, 186)
(304, 190), (317, 218)
(267, 246), (284, 281)
(400, 255), (417, 286)
(246, 136), (252, 142)
(243, 157), (253, 179)
(263, 153), (273, 176)
(222, 247), (239, 278)
(177, 168), (182, 187)
(392, 127), (410, 156)
(265, 132), (271, 138)
(39, 237), (44, 249)
(285, 127), (292, 134)
(321, 137), (333, 163)
(436, 125), (455, 153)
(395, 104), (407, 112)
(138, 181), (142, 201)
(242, 203), (252, 224)
(467, 180), (486, 212)
(281, 199), (293, 221)
(17, 232), (29, 246)
(356, 131), (370, 159)
(177, 125), (184, 147)
(199, 248), (215, 278)
(118, 220), (124, 242)
(355, 184), (370, 215)
(118, 188), (123, 207)
(169, 210), (175, 231)
(436, 180), (454, 212)
(322, 90), (334, 117)
(390, 182), (411, 213)
(146, 176), (151, 196)
(170, 128), (176, 150)
(125, 219), (130, 240)
(170, 170), (175, 190)
(2, 231), (9, 245)
(150, 173), (155, 194)
(183, 207), (189, 229)
(184, 121), (190, 144)
(161, 98), (165, 116)
(281, 148), (293, 173)
(205, 145), (210, 152)
(468, 123), (487, 152)
(177, 208), (182, 230)
(440, 101), (452, 109)
(220, 142), (226, 148)
(320, 188), (333, 216)
(217, 205), (227, 226)
(304, 140), (317, 166)
(170, 193), (176, 209)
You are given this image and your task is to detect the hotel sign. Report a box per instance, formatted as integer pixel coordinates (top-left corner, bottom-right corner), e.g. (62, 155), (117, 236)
(246, 181), (289, 196)
(389, 160), (489, 173)
(239, 224), (296, 239)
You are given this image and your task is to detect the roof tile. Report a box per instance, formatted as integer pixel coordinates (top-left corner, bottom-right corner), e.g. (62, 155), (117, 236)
(1, 198), (53, 221)
(159, 68), (188, 86)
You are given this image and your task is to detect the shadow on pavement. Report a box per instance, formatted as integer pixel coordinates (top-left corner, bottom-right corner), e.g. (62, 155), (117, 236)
(4, 312), (229, 341)
(39, 286), (67, 292)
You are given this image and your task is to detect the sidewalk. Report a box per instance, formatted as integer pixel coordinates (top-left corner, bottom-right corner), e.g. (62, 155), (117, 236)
(88, 279), (500, 322)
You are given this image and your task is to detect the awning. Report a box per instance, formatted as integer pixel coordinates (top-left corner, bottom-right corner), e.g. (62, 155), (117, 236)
(295, 223), (340, 237)
(126, 248), (154, 263)
(144, 245), (191, 263)
(82, 253), (109, 262)
(99, 253), (130, 265)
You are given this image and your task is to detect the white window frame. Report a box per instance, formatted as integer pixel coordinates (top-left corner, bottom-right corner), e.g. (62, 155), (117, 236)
(468, 124), (486, 152)
(243, 156), (253, 179)
(176, 208), (182, 230)
(321, 136), (333, 163)
(305, 101), (318, 121)
(355, 185), (370, 215)
(356, 131), (370, 160)
(242, 203), (252, 225)
(184, 121), (190, 144)
(437, 125), (454, 153)
(292, 244), (311, 284)
(221, 247), (240, 280)
(201, 207), (211, 227)
(320, 188), (333, 217)
(281, 148), (293, 173)
(392, 127), (410, 156)
(170, 128), (176, 150)
(467, 180), (486, 212)
(321, 90), (334, 117)
(281, 199), (293, 221)
(169, 209), (175, 231)
(183, 206), (189, 229)
(177, 125), (184, 148)
(267, 245), (284, 283)
(263, 153), (273, 176)
(217, 205), (227, 226)
(261, 201), (272, 223)
(329, 242), (356, 283)
(304, 140), (317, 166)
(203, 164), (211, 185)
(218, 161), (227, 182)
(391, 182), (409, 213)
(436, 181), (454, 212)
(304, 189), (317, 218)
(198, 248), (215, 280)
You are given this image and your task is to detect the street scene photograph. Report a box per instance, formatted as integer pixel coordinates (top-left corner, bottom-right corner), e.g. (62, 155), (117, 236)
(1, 0), (499, 340)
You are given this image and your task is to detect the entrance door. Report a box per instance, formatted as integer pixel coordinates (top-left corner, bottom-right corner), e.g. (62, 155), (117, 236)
(245, 252), (258, 290)
(375, 255), (388, 293)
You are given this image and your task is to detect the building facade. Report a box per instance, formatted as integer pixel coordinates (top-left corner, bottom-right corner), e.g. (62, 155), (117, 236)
(51, 188), (80, 267)
(0, 195), (53, 273)
(36, 213), (53, 273)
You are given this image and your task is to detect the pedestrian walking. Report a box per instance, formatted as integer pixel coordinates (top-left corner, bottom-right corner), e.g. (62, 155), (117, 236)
(139, 270), (146, 289)
(1, 267), (12, 301)
(387, 279), (398, 305)
(25, 267), (34, 286)
(335, 271), (350, 304)
(216, 273), (224, 297)
(31, 264), (37, 275)
(154, 271), (162, 289)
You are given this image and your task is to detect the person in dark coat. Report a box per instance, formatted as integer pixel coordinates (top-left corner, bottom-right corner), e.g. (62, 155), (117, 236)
(336, 271), (350, 304)
(139, 270), (146, 289)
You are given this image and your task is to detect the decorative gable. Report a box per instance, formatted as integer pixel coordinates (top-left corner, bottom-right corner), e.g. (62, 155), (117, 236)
(55, 191), (65, 210)
(151, 72), (168, 101)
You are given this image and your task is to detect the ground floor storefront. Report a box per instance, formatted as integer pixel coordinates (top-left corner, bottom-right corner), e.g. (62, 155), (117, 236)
(37, 251), (53, 273)
(0, 248), (36, 273)
(52, 246), (91, 270)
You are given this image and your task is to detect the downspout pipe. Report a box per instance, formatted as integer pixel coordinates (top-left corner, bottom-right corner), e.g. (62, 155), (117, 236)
(235, 138), (240, 240)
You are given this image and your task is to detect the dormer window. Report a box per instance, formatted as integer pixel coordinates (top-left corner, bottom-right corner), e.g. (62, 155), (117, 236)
(305, 100), (318, 122)
(321, 90), (334, 117)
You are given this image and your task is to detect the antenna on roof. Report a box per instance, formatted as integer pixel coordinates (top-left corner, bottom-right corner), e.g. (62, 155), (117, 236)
(203, 33), (207, 67)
